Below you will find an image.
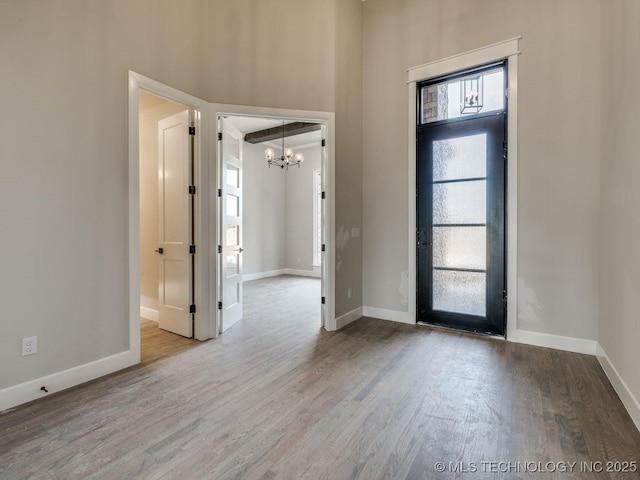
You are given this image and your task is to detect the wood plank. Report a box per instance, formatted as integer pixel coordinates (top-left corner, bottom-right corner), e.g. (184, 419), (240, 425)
(244, 122), (321, 144)
(1, 276), (639, 479)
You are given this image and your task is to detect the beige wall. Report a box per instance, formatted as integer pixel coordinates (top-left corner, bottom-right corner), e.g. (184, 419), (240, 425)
(139, 95), (187, 313)
(599, 0), (640, 407)
(362, 0), (602, 340)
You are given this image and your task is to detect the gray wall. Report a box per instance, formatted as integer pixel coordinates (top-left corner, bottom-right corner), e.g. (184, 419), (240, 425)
(243, 142), (321, 277)
(243, 142), (286, 276)
(362, 0), (601, 340)
(207, 0), (363, 318)
(0, 0), (209, 390)
(334, 0), (364, 314)
(0, 0), (363, 391)
(2, 0), (638, 412)
(285, 146), (322, 272)
(599, 1), (640, 408)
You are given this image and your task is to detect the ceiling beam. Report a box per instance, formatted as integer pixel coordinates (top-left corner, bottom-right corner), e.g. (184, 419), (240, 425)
(244, 122), (322, 144)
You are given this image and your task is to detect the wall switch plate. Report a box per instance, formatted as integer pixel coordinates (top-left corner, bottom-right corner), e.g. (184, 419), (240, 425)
(351, 228), (361, 238)
(22, 336), (37, 356)
(347, 288), (352, 299)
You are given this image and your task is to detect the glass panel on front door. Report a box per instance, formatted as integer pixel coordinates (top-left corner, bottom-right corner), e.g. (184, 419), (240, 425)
(417, 62), (507, 335)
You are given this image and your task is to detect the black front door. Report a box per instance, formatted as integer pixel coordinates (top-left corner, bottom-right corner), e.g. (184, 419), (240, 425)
(417, 113), (506, 335)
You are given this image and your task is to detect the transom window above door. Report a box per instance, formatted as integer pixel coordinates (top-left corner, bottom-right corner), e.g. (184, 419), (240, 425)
(420, 64), (505, 124)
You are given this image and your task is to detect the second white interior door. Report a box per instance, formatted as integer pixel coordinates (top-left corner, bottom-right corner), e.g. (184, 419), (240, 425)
(220, 118), (244, 332)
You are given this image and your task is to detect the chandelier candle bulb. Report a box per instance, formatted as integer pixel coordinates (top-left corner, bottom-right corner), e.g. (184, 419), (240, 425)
(265, 147), (275, 161)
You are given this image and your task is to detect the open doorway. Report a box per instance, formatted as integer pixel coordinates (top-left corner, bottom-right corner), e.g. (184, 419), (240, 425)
(138, 91), (198, 361)
(129, 73), (337, 363)
(218, 115), (324, 333)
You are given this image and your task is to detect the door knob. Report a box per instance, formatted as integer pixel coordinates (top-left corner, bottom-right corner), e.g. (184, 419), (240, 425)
(155, 248), (164, 254)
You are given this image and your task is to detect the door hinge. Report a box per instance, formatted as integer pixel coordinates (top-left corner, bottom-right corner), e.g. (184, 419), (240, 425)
(321, 296), (326, 305)
(189, 245), (196, 254)
(503, 141), (508, 159)
(321, 138), (326, 147)
(321, 191), (326, 200)
(218, 188), (222, 197)
(189, 185), (196, 195)
(218, 132), (222, 141)
(217, 301), (222, 310)
(503, 291), (508, 305)
(189, 126), (196, 136)
(321, 244), (325, 252)
(190, 304), (196, 314)
(217, 245), (222, 254)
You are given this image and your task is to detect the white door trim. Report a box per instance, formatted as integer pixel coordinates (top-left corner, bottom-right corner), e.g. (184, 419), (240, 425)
(128, 71), (211, 353)
(211, 103), (336, 332)
(407, 38), (520, 340)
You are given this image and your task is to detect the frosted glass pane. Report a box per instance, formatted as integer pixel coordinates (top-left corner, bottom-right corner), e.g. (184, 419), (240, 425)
(226, 194), (239, 217)
(226, 226), (238, 246)
(433, 134), (486, 181)
(226, 254), (238, 277)
(227, 165), (239, 187)
(224, 283), (239, 308)
(433, 180), (486, 224)
(433, 227), (486, 270)
(433, 270), (486, 316)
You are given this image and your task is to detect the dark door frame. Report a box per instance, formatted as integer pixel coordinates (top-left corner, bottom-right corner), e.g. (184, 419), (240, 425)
(407, 40), (520, 339)
(416, 112), (506, 335)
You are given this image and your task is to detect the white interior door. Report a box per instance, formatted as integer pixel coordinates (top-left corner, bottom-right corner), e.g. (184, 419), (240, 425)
(220, 118), (243, 332)
(157, 110), (193, 337)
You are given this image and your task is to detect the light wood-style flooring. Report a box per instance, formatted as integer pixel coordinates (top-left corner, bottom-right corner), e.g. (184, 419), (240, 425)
(1, 276), (639, 479)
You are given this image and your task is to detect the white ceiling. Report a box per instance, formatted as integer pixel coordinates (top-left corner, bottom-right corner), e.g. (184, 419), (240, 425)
(224, 115), (322, 149)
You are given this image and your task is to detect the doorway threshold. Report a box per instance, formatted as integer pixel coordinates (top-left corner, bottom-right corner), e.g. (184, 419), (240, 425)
(416, 321), (506, 340)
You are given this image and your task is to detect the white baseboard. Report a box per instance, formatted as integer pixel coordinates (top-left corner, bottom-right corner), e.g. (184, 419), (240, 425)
(140, 306), (159, 322)
(597, 343), (640, 431)
(283, 268), (321, 278)
(242, 269), (285, 282)
(0, 350), (138, 413)
(336, 307), (363, 329)
(363, 306), (413, 325)
(360, 309), (600, 356)
(514, 329), (597, 355)
(243, 269), (320, 282)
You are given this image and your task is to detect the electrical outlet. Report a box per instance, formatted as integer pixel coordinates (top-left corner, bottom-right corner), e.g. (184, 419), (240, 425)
(22, 336), (37, 356)
(347, 288), (352, 299)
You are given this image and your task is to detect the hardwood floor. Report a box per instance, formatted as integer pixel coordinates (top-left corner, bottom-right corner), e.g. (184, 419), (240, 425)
(1, 276), (639, 479)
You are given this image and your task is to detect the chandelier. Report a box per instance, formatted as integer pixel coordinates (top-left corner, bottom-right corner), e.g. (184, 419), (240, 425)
(460, 74), (484, 114)
(265, 121), (304, 169)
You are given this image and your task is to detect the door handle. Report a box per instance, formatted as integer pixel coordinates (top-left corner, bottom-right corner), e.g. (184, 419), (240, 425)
(155, 248), (164, 254)
(235, 247), (244, 253)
